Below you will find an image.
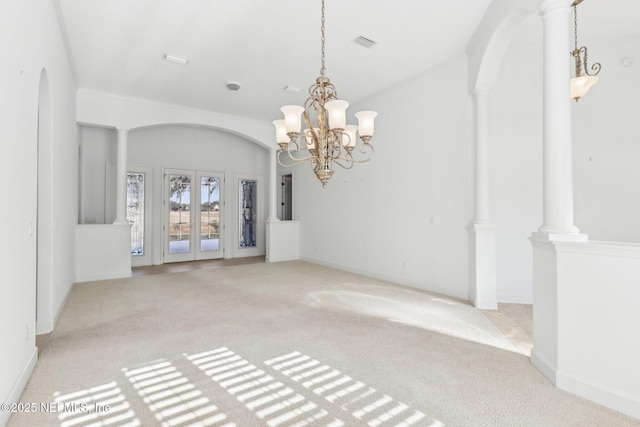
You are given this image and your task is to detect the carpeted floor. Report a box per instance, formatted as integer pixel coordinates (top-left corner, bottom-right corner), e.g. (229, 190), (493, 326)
(7, 261), (640, 427)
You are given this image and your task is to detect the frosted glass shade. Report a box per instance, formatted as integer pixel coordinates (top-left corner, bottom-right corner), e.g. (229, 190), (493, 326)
(355, 111), (377, 137)
(570, 75), (598, 100)
(272, 120), (289, 144)
(325, 100), (349, 129)
(281, 105), (305, 133)
(342, 125), (358, 148)
(304, 128), (319, 150)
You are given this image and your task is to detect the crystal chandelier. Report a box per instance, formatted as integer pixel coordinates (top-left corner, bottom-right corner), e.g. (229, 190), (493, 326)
(272, 0), (377, 188)
(570, 0), (601, 101)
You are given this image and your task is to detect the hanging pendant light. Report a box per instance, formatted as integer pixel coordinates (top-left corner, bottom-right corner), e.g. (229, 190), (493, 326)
(272, 0), (377, 188)
(570, 0), (601, 101)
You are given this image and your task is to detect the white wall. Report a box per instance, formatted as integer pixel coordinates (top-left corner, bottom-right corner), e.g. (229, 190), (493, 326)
(556, 241), (640, 420)
(76, 224), (132, 282)
(490, 30), (640, 303)
(490, 43), (543, 303)
(0, 0), (78, 423)
(80, 125), (270, 264)
(296, 57), (473, 300)
(79, 126), (116, 224)
(572, 37), (640, 243)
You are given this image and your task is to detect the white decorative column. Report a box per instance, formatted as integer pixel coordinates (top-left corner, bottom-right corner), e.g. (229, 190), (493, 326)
(531, 0), (587, 387)
(468, 86), (497, 310)
(474, 87), (492, 225)
(535, 0), (584, 240)
(113, 128), (129, 225)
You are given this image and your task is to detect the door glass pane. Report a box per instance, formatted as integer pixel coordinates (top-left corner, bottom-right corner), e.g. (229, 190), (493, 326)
(127, 172), (144, 255)
(200, 176), (220, 252)
(239, 179), (257, 248)
(169, 174), (191, 254)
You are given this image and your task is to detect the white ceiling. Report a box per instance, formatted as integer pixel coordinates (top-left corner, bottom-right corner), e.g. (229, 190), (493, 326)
(56, 0), (639, 123)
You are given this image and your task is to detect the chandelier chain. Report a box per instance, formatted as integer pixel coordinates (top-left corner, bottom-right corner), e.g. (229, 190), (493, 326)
(573, 4), (578, 51)
(320, 0), (326, 76)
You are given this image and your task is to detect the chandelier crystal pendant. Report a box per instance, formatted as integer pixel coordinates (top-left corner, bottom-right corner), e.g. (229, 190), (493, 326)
(570, 0), (601, 101)
(272, 0), (377, 188)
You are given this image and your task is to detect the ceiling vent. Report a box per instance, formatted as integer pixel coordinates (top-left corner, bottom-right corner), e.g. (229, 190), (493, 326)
(354, 36), (376, 48)
(163, 53), (189, 65)
(283, 85), (302, 94)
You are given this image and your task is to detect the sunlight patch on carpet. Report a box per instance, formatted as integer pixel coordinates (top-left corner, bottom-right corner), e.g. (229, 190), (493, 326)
(124, 359), (233, 427)
(303, 288), (518, 353)
(185, 348), (344, 427)
(53, 381), (140, 427)
(265, 351), (442, 427)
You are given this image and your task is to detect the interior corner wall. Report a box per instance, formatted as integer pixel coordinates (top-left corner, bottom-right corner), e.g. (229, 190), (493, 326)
(295, 56), (473, 301)
(0, 0), (78, 421)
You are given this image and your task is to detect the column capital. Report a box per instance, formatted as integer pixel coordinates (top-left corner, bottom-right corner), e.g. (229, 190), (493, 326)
(539, 0), (572, 16)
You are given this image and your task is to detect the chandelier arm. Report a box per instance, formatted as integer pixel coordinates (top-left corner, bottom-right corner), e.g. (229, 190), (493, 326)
(277, 149), (318, 168)
(333, 158), (356, 170)
(333, 152), (374, 166)
(278, 133), (321, 166)
(579, 46), (601, 76)
(332, 144), (375, 168)
(359, 141), (375, 159)
(343, 143), (375, 164)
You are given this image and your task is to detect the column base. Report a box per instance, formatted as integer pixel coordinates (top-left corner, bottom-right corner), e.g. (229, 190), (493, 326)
(531, 231), (588, 242)
(467, 222), (498, 310)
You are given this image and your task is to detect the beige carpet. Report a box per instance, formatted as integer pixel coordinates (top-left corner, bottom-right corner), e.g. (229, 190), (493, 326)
(7, 261), (639, 427)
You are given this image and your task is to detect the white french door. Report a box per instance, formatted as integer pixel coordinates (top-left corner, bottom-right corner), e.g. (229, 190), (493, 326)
(164, 169), (224, 263)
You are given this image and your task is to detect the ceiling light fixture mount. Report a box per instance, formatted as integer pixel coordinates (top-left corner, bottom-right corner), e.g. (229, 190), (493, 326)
(272, 0), (377, 188)
(570, 0), (601, 101)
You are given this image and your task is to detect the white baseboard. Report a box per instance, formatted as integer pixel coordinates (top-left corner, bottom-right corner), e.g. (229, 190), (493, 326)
(557, 371), (640, 421)
(300, 256), (467, 302)
(474, 298), (498, 310)
(497, 292), (533, 304)
(75, 270), (132, 283)
(0, 348), (38, 427)
(530, 349), (557, 385)
(266, 256), (299, 263)
(54, 282), (75, 327)
(36, 320), (53, 335)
